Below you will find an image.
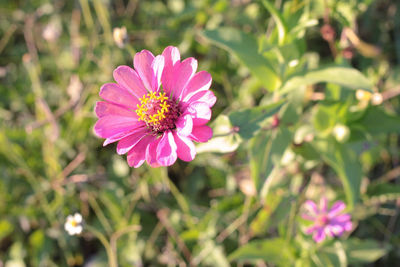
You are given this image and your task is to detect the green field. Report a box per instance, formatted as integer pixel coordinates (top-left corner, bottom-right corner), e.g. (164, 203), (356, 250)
(1, 0), (400, 266)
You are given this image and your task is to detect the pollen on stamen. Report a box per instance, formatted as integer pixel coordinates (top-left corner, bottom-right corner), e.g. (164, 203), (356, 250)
(136, 92), (180, 133)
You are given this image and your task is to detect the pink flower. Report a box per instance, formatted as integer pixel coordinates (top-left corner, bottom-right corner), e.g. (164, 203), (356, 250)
(94, 46), (216, 167)
(302, 198), (353, 243)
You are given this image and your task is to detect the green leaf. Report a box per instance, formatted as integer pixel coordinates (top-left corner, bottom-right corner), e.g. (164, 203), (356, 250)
(196, 115), (242, 153)
(313, 105), (337, 134)
(201, 240), (230, 267)
(249, 127), (292, 192)
(317, 241), (348, 267)
(0, 220), (14, 241)
(312, 101), (351, 137)
(228, 238), (294, 266)
(313, 139), (362, 208)
(29, 230), (44, 248)
(355, 106), (400, 135)
(180, 229), (200, 241)
(280, 66), (372, 93)
(344, 238), (390, 264)
(250, 193), (291, 236)
(366, 183), (400, 203)
(228, 100), (284, 139)
(260, 0), (287, 45)
(201, 27), (281, 90)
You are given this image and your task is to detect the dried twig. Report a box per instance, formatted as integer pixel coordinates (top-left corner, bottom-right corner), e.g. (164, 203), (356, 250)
(382, 86), (400, 101)
(23, 14), (39, 63)
(61, 151), (86, 179)
(157, 209), (192, 264)
(25, 100), (76, 133)
(373, 165), (400, 185)
(216, 197), (254, 243)
(125, 0), (139, 18)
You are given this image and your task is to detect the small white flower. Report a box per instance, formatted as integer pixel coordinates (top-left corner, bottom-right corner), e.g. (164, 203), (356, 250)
(64, 213), (83, 236)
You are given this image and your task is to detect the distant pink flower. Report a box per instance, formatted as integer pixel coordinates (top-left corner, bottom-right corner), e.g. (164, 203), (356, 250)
(94, 46), (216, 167)
(302, 198), (352, 243)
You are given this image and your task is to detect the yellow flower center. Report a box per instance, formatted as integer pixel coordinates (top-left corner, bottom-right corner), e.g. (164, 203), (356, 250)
(136, 92), (169, 124)
(136, 91), (180, 133)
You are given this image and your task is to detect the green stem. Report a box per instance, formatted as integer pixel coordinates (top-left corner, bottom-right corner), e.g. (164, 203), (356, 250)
(161, 171), (195, 227)
(285, 200), (296, 244)
(86, 225), (118, 267)
(110, 225), (141, 258)
(88, 194), (113, 234)
(125, 44), (137, 57)
(92, 0), (113, 44)
(79, 0), (94, 30)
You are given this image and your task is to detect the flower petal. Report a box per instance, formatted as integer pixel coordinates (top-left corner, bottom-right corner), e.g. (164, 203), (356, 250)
(116, 128), (149, 155)
(127, 135), (156, 168)
(344, 221), (353, 231)
(75, 225), (83, 234)
(156, 131), (177, 166)
(175, 113), (193, 136)
(99, 83), (140, 108)
(74, 213), (82, 223)
(319, 197), (328, 213)
(152, 55), (164, 92)
(146, 136), (161, 167)
(305, 225), (319, 234)
(313, 228), (326, 243)
(113, 65), (148, 98)
(187, 102), (212, 126)
(189, 125), (213, 142)
(303, 200), (319, 216)
(103, 127), (145, 146)
(182, 71), (212, 101)
(326, 224), (345, 237)
(173, 57), (197, 100)
(184, 90), (216, 108)
(173, 132), (196, 162)
(161, 46), (181, 94)
(325, 225), (339, 237)
(95, 101), (136, 118)
(162, 46), (181, 65)
(328, 201), (346, 218)
(134, 50), (156, 91)
(332, 214), (351, 223)
(301, 214), (315, 221)
(94, 115), (139, 139)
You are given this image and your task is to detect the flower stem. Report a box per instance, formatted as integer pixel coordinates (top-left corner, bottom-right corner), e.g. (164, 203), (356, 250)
(161, 170), (195, 227)
(110, 225), (142, 259)
(86, 225), (118, 267)
(87, 194), (113, 234)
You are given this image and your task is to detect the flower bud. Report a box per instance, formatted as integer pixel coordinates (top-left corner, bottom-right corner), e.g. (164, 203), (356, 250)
(113, 26), (128, 48)
(371, 93), (383, 105)
(355, 89), (371, 102)
(42, 19), (62, 43)
(321, 24), (336, 42)
(333, 124), (350, 143)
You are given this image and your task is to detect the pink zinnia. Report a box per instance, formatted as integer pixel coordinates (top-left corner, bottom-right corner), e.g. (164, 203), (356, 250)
(302, 198), (353, 243)
(94, 46), (216, 167)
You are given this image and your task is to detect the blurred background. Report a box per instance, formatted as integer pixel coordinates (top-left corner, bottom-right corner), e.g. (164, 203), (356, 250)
(1, 0), (400, 266)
